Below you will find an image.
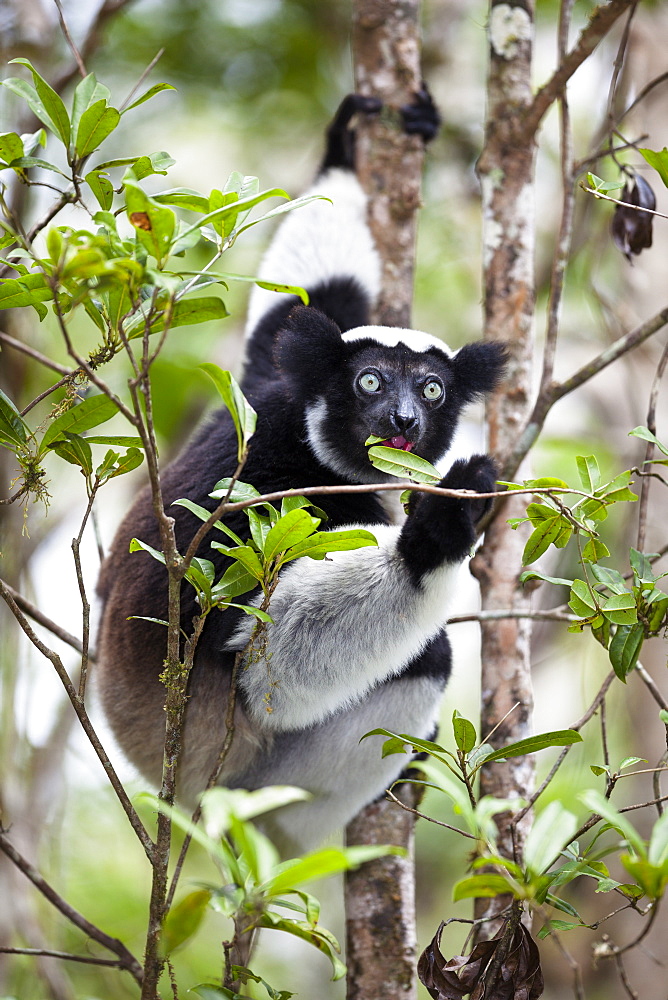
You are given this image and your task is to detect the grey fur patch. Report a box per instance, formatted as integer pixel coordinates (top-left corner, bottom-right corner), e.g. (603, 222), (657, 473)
(228, 524), (459, 731)
(229, 674), (445, 855)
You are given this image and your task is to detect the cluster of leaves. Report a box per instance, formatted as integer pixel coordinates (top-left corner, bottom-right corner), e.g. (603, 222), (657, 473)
(151, 785), (403, 991)
(0, 387), (142, 503)
(0, 60), (316, 506)
(370, 712), (668, 964)
(506, 449), (668, 680)
(1, 54), (388, 996)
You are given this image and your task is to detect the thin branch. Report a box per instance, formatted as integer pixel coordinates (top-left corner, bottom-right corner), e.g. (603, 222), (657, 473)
(0, 947), (127, 969)
(119, 48), (165, 112)
(1, 581), (87, 656)
(20, 372), (80, 417)
(0, 579), (153, 859)
(166, 649), (245, 909)
(540, 0), (576, 398)
(53, 0), (88, 78)
(636, 342), (668, 551)
(525, 0), (638, 137)
(0, 829), (143, 983)
(513, 670), (616, 826)
(614, 69), (668, 128)
(384, 787), (476, 840)
(581, 184), (668, 222)
(506, 304), (668, 479)
(0, 331), (71, 376)
(635, 662), (668, 712)
(614, 953), (639, 1000)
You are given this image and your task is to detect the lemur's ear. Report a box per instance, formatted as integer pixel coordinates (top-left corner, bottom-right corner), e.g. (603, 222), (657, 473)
(275, 306), (345, 398)
(451, 340), (508, 403)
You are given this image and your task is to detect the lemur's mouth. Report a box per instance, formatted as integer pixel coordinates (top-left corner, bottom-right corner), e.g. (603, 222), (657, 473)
(379, 436), (414, 452)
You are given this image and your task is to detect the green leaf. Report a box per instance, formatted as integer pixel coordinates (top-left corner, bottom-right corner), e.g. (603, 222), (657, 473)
(524, 802), (578, 875)
(224, 602), (273, 623)
(40, 394), (118, 453)
(258, 911), (346, 981)
(8, 59), (70, 145)
(0, 132), (24, 163)
(629, 547), (657, 583)
(453, 874), (518, 902)
(75, 99), (120, 157)
(576, 455), (600, 492)
(138, 295), (227, 336)
(579, 790), (646, 857)
(153, 188), (211, 213)
(129, 536), (166, 565)
(85, 434), (144, 447)
(177, 186), (291, 244)
(590, 564), (627, 595)
(105, 447), (144, 479)
(220, 545), (264, 583)
(538, 919), (581, 940)
(208, 188), (239, 237)
(71, 73), (111, 136)
(279, 529), (378, 565)
(209, 478), (261, 505)
(211, 562), (258, 600)
(586, 172), (625, 194)
(172, 497), (245, 547)
(122, 82), (175, 114)
(0, 273), (52, 310)
(638, 147), (668, 189)
(582, 537), (610, 563)
(52, 433), (93, 476)
(522, 515), (566, 565)
(263, 509), (318, 562)
(263, 845), (402, 897)
(600, 593), (637, 626)
(629, 424), (668, 456)
(648, 810), (668, 867)
(481, 729), (582, 765)
(161, 889), (211, 955)
(525, 501), (556, 525)
(519, 570), (573, 588)
(199, 365), (256, 463)
(0, 387), (29, 450)
(568, 579), (598, 618)
(608, 623), (644, 681)
(452, 711), (477, 754)
(367, 445), (440, 483)
(126, 296), (229, 338)
(124, 169), (176, 264)
(247, 508), (271, 553)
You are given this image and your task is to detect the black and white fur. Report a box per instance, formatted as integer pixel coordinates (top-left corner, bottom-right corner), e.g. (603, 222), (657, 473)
(97, 94), (505, 856)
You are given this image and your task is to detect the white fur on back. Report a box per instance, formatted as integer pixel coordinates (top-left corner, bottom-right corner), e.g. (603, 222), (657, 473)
(245, 168), (381, 335)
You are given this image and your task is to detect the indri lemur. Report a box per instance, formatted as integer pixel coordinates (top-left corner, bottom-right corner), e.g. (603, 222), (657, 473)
(97, 93), (506, 855)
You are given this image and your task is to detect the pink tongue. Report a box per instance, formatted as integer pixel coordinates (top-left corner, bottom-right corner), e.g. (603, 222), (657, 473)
(382, 436), (414, 452)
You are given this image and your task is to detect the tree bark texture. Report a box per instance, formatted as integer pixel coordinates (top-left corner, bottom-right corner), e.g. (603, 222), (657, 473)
(351, 0), (425, 329)
(472, 0), (537, 932)
(345, 2), (424, 998)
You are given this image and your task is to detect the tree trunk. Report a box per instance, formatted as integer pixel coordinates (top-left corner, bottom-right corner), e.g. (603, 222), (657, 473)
(345, 2), (424, 998)
(471, 0), (537, 933)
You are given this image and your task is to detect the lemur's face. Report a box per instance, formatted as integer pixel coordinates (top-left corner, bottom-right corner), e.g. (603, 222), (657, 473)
(305, 340), (460, 484)
(350, 344), (449, 451)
